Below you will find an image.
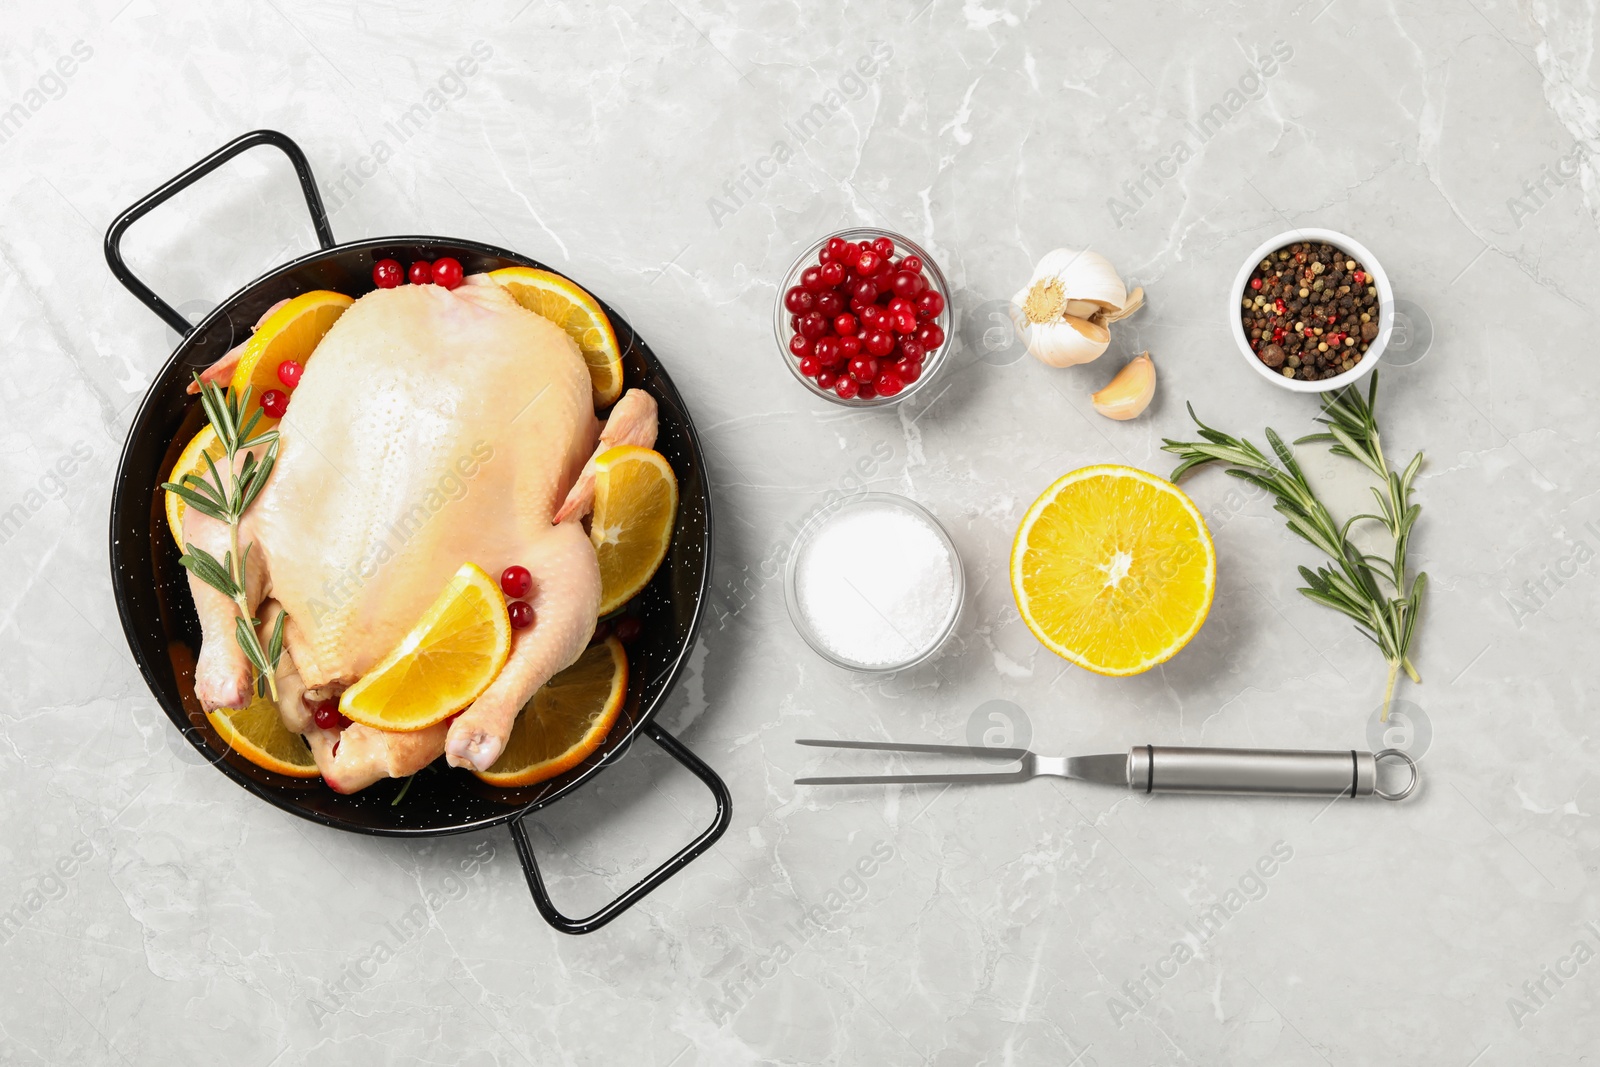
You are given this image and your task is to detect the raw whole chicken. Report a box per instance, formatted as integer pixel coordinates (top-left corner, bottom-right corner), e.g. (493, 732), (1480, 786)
(182, 276), (656, 792)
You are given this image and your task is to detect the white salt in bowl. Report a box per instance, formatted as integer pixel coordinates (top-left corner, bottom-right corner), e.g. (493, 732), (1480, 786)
(784, 492), (964, 673)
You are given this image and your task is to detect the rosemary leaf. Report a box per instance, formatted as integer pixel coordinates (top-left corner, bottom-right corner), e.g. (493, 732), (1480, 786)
(236, 615), (270, 677)
(162, 482), (228, 523)
(179, 542), (241, 600)
(266, 610), (286, 666)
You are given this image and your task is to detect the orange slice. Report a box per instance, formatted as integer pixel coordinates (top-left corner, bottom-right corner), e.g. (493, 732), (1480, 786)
(590, 445), (678, 615)
(339, 563), (512, 731)
(163, 424), (225, 549)
(1011, 464), (1216, 676)
(229, 289), (353, 424)
(487, 267), (623, 405)
(475, 637), (628, 787)
(207, 694), (319, 778)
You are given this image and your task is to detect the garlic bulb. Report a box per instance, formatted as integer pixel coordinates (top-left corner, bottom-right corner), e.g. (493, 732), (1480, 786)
(1011, 249), (1144, 367)
(1091, 352), (1156, 420)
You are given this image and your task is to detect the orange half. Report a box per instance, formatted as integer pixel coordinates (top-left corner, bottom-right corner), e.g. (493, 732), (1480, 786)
(1011, 464), (1216, 676)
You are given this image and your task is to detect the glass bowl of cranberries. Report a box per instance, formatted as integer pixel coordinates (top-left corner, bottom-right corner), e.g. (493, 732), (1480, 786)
(775, 229), (951, 406)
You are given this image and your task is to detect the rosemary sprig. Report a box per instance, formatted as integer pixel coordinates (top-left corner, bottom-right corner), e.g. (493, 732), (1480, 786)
(1162, 372), (1425, 719)
(161, 376), (286, 700)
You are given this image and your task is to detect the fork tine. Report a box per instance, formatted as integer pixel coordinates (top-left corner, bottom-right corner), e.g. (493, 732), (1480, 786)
(794, 738), (1031, 761)
(794, 769), (1032, 786)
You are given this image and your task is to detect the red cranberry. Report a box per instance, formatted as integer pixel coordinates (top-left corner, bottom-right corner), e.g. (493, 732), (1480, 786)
(915, 291), (945, 319)
(891, 310), (917, 335)
(508, 601), (535, 629)
(898, 339), (925, 362)
(916, 323), (945, 349)
(887, 296), (914, 317)
(848, 355), (879, 382)
(840, 242), (862, 266)
(826, 236), (848, 259)
(901, 359), (923, 383)
(784, 286), (813, 313)
(837, 335), (862, 358)
(313, 704), (350, 731)
(864, 329), (895, 356)
(276, 360), (303, 388)
(815, 291), (844, 318)
(799, 312), (829, 340)
(408, 261), (433, 285)
(260, 389), (289, 419)
(870, 236), (895, 259)
(875, 370), (904, 396)
(789, 334), (812, 356)
(372, 259), (404, 289)
(890, 272), (922, 300)
(800, 266), (826, 292)
(432, 258), (464, 289)
(817, 370), (837, 390)
(304, 694), (349, 731)
(820, 261), (845, 287)
(856, 250), (883, 276)
(814, 337), (841, 365)
(833, 314), (858, 336)
(799, 355), (821, 377)
(500, 564), (533, 598)
(835, 375), (860, 399)
(851, 279), (877, 305)
(860, 305), (884, 330)
(900, 255), (923, 274)
(614, 615), (643, 643)
(857, 381), (877, 400)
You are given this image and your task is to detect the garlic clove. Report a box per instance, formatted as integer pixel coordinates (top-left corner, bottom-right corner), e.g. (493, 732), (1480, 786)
(1090, 352), (1156, 420)
(1102, 286), (1144, 324)
(1063, 315), (1109, 344)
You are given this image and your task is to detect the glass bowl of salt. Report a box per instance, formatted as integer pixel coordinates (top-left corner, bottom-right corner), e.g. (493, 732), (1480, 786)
(785, 493), (964, 673)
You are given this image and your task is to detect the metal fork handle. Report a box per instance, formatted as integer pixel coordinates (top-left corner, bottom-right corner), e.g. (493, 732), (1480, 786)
(1129, 746), (1413, 799)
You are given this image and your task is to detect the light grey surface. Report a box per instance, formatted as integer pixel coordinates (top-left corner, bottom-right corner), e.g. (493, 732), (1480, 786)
(1, 1), (1597, 1064)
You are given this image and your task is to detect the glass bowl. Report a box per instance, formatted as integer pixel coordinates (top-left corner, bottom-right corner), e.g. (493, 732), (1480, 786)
(773, 228), (953, 409)
(784, 492), (965, 673)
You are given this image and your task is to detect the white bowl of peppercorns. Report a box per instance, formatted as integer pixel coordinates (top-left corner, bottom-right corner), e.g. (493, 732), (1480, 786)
(1231, 228), (1394, 393)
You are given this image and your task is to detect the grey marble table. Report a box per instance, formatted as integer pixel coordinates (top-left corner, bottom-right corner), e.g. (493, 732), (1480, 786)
(1, 1), (1596, 1064)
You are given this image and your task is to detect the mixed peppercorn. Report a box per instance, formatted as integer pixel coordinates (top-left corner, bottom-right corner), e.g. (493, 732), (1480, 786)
(1241, 242), (1380, 381)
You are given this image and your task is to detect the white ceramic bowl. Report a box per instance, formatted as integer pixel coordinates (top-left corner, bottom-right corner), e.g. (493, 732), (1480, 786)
(1229, 227), (1394, 393)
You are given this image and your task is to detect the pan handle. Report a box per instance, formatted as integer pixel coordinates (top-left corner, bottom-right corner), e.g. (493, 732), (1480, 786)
(103, 129), (335, 337)
(508, 721), (732, 935)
